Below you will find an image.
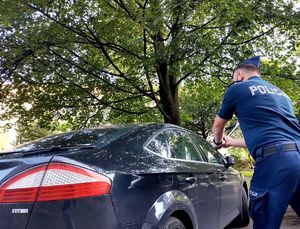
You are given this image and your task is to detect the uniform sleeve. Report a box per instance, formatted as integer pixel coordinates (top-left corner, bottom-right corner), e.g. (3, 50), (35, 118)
(218, 86), (237, 120)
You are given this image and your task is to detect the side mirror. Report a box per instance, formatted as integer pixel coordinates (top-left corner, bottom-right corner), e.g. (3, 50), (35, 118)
(225, 156), (235, 168)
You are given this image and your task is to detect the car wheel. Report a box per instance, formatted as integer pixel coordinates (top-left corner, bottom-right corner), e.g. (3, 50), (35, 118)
(163, 216), (186, 229)
(227, 188), (250, 228)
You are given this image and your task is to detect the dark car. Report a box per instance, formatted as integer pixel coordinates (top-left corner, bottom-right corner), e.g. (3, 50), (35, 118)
(0, 124), (249, 229)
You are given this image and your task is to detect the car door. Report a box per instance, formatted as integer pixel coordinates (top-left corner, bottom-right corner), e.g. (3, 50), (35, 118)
(163, 129), (221, 229)
(216, 161), (241, 227)
(190, 134), (240, 227)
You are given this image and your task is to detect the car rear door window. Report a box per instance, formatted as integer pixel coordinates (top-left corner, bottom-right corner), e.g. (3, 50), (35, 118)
(190, 134), (224, 165)
(146, 133), (171, 158)
(166, 130), (203, 161)
(145, 129), (203, 161)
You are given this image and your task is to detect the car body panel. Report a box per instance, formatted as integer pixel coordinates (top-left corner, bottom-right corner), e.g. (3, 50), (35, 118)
(26, 196), (121, 229)
(217, 167), (241, 228)
(143, 190), (197, 227)
(0, 202), (34, 229)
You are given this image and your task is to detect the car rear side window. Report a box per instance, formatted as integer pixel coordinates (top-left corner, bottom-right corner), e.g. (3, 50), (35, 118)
(146, 133), (172, 158)
(190, 134), (224, 165)
(146, 129), (203, 161)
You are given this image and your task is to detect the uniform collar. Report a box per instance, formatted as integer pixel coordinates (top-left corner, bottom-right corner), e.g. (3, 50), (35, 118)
(228, 76), (261, 87)
(248, 76), (261, 80)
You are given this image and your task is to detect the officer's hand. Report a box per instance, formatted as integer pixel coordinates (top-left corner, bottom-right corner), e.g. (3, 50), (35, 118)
(213, 139), (224, 150)
(222, 135), (234, 148)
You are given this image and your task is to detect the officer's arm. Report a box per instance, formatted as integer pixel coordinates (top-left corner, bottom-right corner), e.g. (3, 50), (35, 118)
(213, 115), (228, 144)
(214, 84), (238, 146)
(223, 136), (246, 148)
(213, 116), (247, 148)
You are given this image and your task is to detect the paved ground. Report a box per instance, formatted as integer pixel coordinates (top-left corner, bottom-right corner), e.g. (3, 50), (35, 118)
(234, 206), (300, 229)
(281, 207), (300, 228)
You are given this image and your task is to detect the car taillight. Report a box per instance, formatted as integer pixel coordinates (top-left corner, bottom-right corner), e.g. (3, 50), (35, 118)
(0, 163), (111, 203)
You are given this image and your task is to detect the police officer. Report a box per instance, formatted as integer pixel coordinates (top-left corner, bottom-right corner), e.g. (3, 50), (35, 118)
(212, 56), (300, 229)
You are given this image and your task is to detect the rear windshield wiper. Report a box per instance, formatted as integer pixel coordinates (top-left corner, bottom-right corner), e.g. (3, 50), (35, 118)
(0, 144), (96, 156)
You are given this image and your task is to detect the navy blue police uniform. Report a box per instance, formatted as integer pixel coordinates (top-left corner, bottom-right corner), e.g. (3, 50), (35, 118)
(218, 56), (300, 229)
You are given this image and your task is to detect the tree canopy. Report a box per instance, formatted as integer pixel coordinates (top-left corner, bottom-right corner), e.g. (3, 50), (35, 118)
(1, 0), (299, 133)
(180, 78), (224, 139)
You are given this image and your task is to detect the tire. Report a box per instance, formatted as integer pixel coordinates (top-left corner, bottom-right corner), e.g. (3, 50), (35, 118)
(163, 216), (186, 229)
(227, 188), (250, 228)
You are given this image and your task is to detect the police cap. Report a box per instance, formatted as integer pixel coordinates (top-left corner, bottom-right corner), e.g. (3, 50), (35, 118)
(240, 56), (260, 68)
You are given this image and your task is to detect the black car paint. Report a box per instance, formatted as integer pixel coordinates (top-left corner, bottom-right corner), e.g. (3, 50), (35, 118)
(0, 124), (245, 229)
(27, 196), (121, 229)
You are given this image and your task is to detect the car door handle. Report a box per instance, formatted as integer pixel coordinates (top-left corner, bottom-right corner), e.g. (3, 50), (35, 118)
(219, 174), (226, 181)
(185, 176), (197, 184)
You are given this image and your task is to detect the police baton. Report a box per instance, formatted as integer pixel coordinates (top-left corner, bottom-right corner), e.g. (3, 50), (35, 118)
(226, 122), (239, 137)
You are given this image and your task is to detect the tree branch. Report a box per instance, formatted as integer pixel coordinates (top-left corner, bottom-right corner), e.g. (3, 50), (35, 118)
(114, 0), (136, 20)
(55, 71), (148, 115)
(94, 40), (152, 98)
(1, 49), (34, 80)
(25, 3), (94, 42)
(175, 72), (191, 87)
(83, 20), (142, 59)
(47, 47), (136, 95)
(102, 95), (144, 104)
(187, 16), (218, 32)
(224, 26), (276, 45)
(175, 18), (244, 87)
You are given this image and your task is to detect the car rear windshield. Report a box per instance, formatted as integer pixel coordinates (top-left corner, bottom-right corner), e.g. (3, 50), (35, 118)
(8, 127), (134, 153)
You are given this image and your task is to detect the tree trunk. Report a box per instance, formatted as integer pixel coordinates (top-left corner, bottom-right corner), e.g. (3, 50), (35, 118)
(157, 61), (180, 125)
(153, 1), (182, 126)
(160, 85), (180, 125)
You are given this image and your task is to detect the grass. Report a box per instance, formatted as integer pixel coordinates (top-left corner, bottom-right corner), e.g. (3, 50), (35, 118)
(240, 170), (253, 190)
(240, 170), (254, 178)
